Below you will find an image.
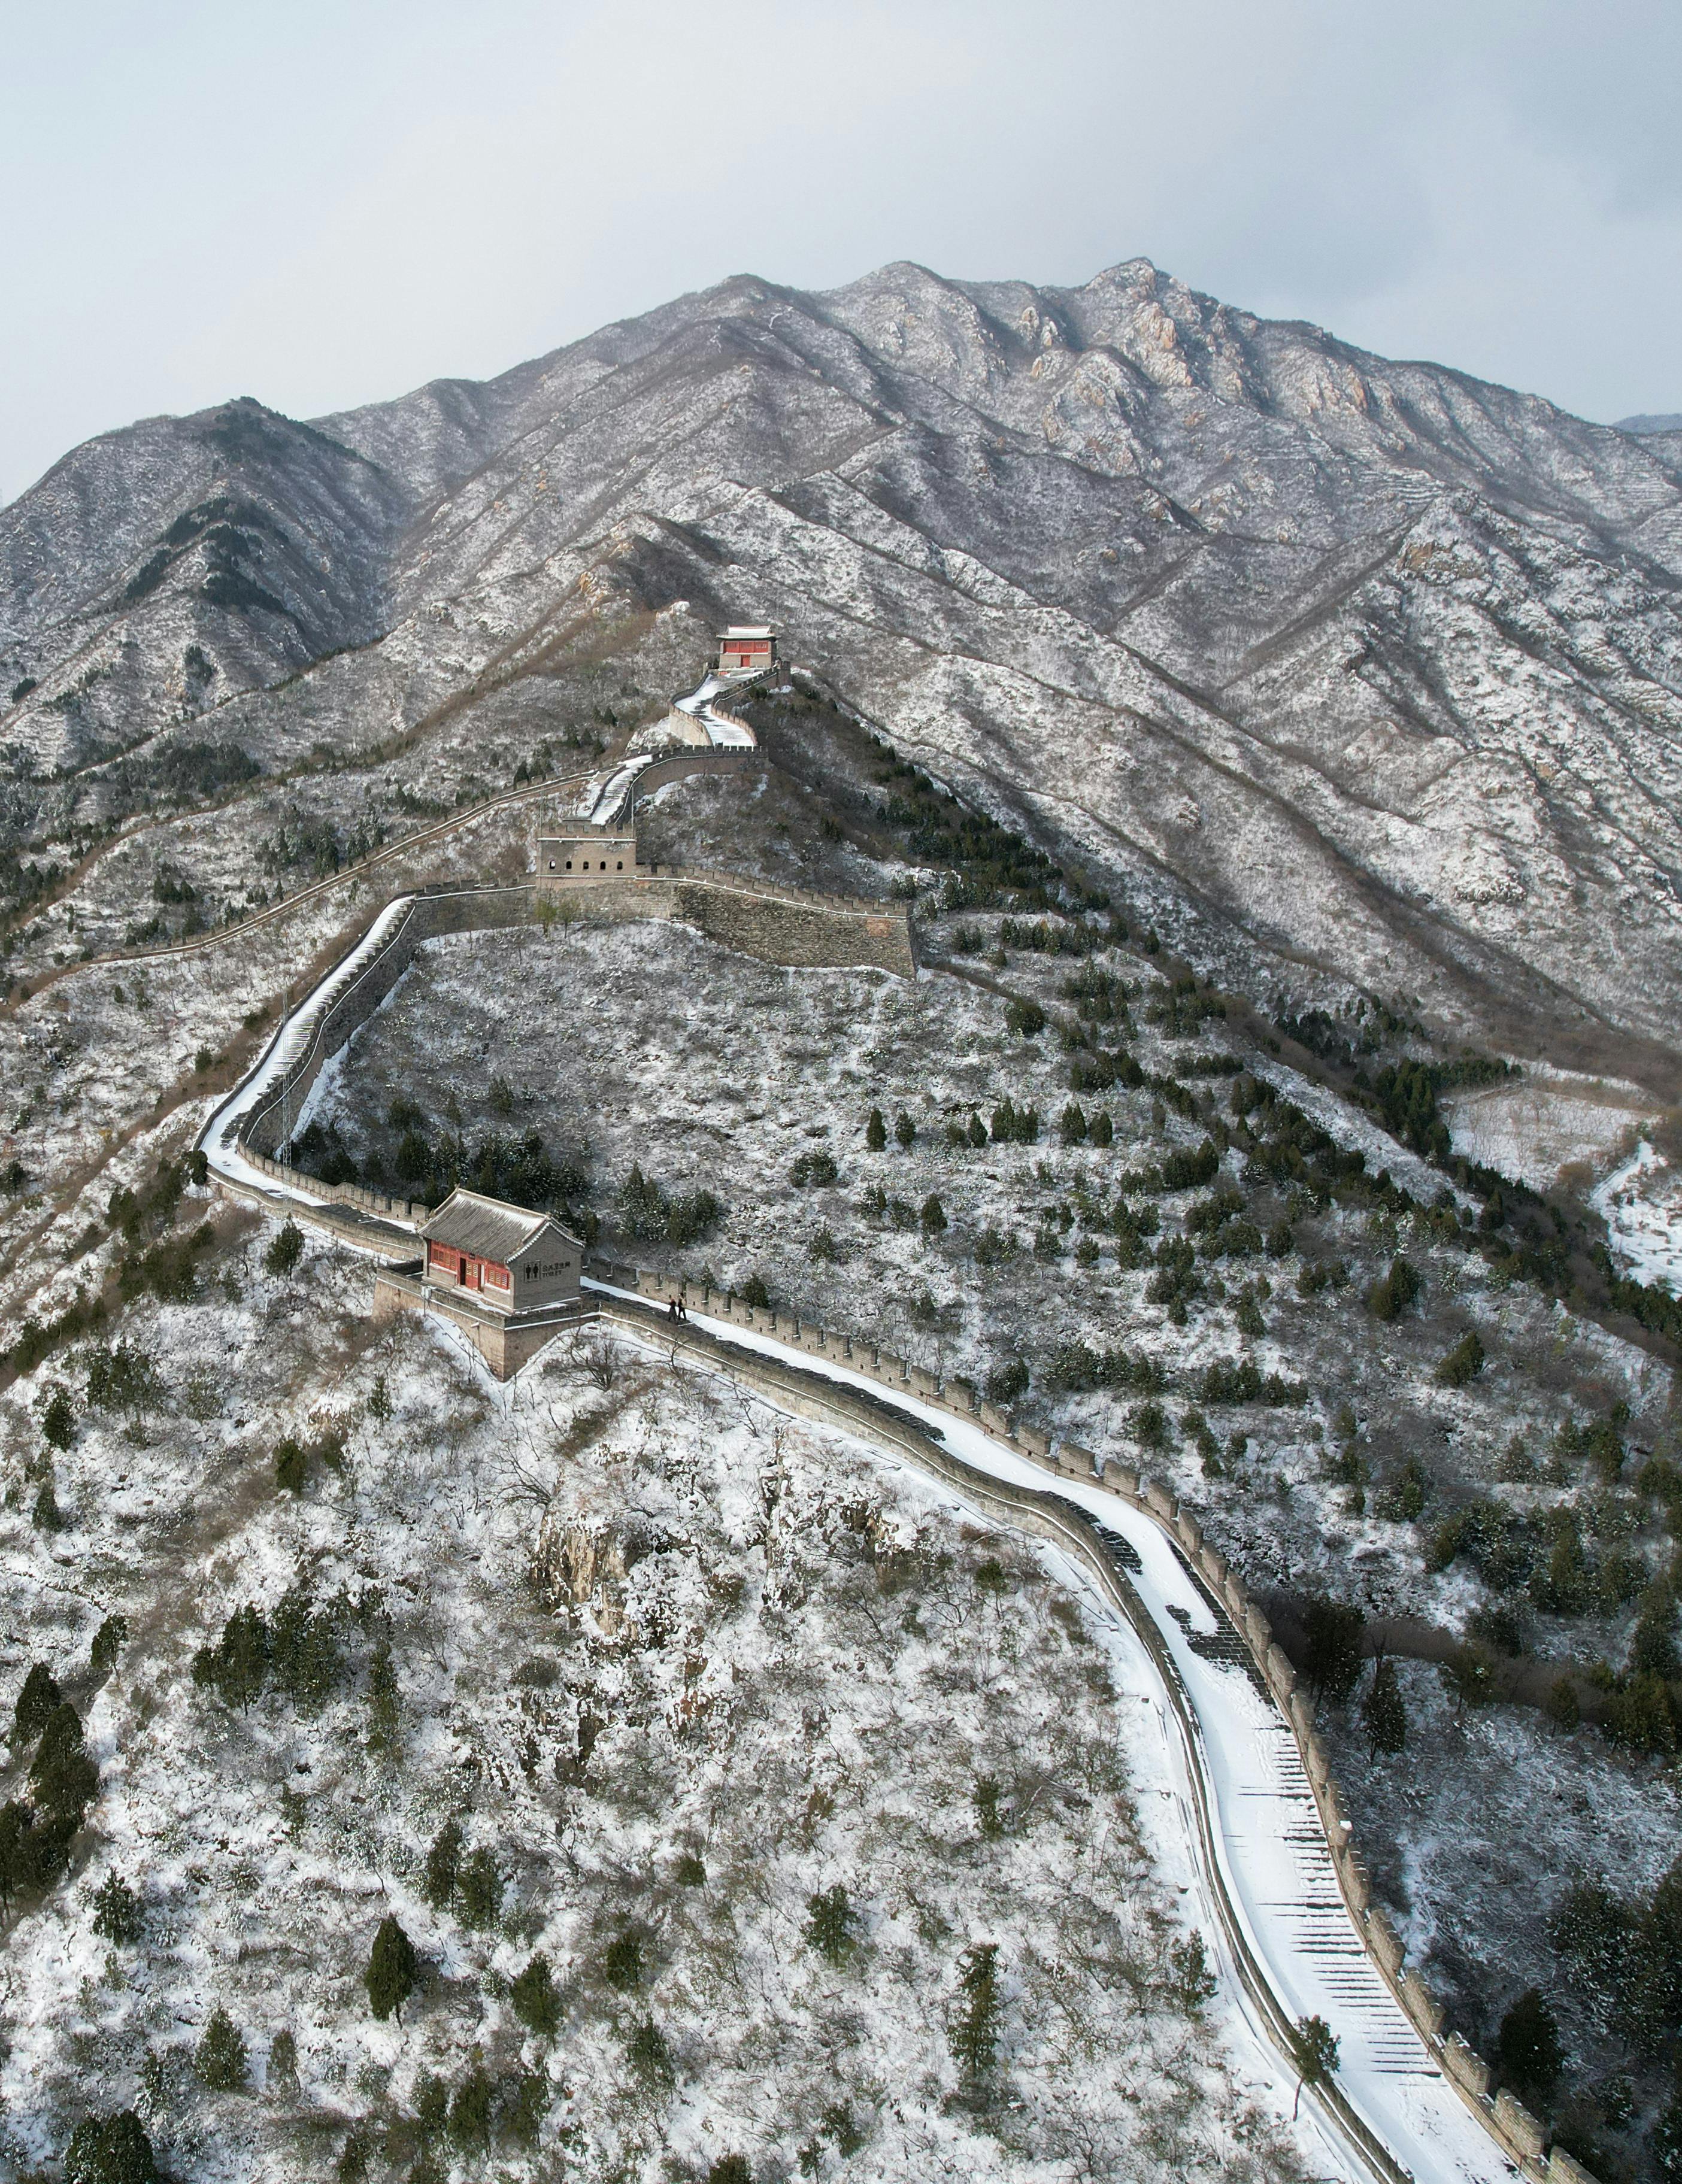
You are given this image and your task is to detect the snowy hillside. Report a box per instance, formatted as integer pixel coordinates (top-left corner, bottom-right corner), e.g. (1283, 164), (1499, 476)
(2, 253), (1681, 2183)
(0, 1226), (1316, 2183)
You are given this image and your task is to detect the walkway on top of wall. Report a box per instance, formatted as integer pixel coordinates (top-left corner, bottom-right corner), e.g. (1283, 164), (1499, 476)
(587, 1285), (1519, 2184)
(575, 665), (763, 825)
(671, 668), (760, 747)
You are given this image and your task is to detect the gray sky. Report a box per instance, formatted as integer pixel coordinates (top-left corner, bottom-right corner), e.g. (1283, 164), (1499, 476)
(4, 0), (1680, 503)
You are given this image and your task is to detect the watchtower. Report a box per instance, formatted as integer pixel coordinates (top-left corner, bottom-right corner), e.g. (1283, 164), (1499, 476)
(716, 626), (776, 678)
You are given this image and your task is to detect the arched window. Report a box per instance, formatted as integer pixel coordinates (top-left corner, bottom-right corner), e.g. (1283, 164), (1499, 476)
(565, 859), (572, 870)
(616, 860), (624, 870)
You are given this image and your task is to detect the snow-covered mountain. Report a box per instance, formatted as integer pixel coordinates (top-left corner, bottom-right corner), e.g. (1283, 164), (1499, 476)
(4, 259), (1681, 1085)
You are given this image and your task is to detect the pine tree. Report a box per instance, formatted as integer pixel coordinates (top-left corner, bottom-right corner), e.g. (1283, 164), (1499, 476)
(894, 1110), (916, 1149)
(63, 2109), (159, 2184)
(0, 1801), (30, 1908)
(263, 1218), (304, 1278)
(605, 1931), (644, 1989)
(1059, 1103), (1088, 1146)
(1362, 1655), (1408, 1757)
(1290, 2014), (1339, 2117)
(32, 1702), (97, 1829)
(966, 1113), (987, 1148)
(865, 1108), (887, 1152)
(40, 1387), (76, 1451)
(193, 1604), (271, 1712)
(1544, 1675), (1581, 1731)
(269, 2028), (299, 2089)
(805, 1883), (856, 1967)
(365, 1913), (418, 2021)
(1435, 1330), (1487, 1387)
(89, 1614), (128, 1683)
(93, 1872), (144, 1944)
(511, 1950), (562, 2036)
(195, 2004), (249, 2092)
(1168, 1931), (1217, 2009)
(1496, 1986), (1561, 2097)
(423, 1816), (463, 1909)
(627, 2018), (673, 2084)
(456, 1845), (502, 1929)
(1652, 2064), (1682, 2184)
(1439, 1643), (1495, 1722)
(950, 1942), (1001, 2087)
(1301, 1599), (1364, 1701)
(273, 1437), (308, 1493)
(920, 1194), (947, 1236)
(1089, 1111), (1113, 1147)
(448, 2065), (493, 2149)
(14, 1661), (63, 1742)
(366, 1639), (400, 1755)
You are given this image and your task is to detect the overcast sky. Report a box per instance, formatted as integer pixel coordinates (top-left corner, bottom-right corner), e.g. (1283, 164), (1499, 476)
(3, 0), (1679, 502)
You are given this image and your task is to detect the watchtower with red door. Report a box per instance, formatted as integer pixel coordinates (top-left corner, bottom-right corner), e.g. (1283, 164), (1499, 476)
(716, 625), (776, 678)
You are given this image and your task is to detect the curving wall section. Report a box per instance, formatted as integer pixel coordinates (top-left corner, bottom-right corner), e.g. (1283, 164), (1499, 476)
(613, 1266), (1598, 2184)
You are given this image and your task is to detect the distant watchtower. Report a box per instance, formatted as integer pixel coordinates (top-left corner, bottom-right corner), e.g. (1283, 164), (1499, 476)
(716, 625), (777, 678)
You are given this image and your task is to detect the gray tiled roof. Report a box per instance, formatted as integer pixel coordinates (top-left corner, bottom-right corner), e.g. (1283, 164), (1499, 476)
(420, 1188), (560, 1263)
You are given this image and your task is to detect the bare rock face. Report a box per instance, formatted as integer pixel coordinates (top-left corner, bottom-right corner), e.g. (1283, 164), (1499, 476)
(4, 258), (1680, 1084)
(533, 1511), (660, 1636)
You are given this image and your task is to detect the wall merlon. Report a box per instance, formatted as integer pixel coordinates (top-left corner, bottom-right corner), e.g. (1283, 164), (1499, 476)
(1492, 2092), (1547, 2164)
(1399, 1971), (1442, 2040)
(1367, 1911), (1404, 1974)
(1442, 2036), (1492, 2101)
(1018, 1424), (1051, 1459)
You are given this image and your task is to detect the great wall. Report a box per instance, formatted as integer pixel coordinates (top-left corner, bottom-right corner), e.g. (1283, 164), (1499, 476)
(182, 655), (1599, 2184)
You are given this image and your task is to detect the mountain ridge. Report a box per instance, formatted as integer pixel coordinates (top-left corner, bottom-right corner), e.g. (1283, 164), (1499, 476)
(2, 256), (1680, 1094)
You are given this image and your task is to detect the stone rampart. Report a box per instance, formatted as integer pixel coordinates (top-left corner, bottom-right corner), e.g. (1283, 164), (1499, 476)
(541, 869), (913, 975)
(604, 1262), (1598, 2184)
(590, 1284), (1411, 2184)
(671, 876), (914, 975)
(234, 1148), (428, 1224)
(242, 884), (535, 1157)
(628, 746), (759, 802)
(233, 866), (912, 1197)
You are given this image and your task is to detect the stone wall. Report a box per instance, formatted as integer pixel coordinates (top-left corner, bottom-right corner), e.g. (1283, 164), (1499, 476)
(533, 871), (913, 973)
(232, 872), (912, 1194)
(234, 1147), (428, 1225)
(626, 746), (759, 803)
(373, 1265), (593, 1378)
(241, 884), (537, 1157)
(610, 1264), (1592, 2184)
(672, 876), (915, 975)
